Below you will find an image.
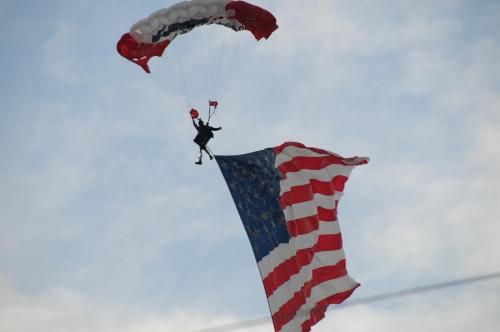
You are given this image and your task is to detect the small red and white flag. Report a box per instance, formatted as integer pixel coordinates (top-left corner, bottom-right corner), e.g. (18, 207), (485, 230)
(190, 108), (199, 119)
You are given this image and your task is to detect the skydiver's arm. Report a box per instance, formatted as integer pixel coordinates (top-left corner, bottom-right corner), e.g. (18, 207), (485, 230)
(192, 119), (199, 129)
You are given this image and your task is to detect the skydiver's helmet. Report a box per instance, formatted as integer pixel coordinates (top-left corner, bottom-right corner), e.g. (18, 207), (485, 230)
(198, 119), (204, 126)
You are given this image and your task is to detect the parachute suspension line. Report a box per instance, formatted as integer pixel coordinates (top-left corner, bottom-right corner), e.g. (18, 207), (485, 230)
(149, 73), (185, 110)
(206, 144), (215, 158)
(203, 25), (231, 116)
(216, 25), (237, 98)
(191, 26), (214, 104)
(211, 108), (219, 122)
(171, 38), (191, 109)
(225, 31), (244, 79)
(203, 25), (222, 102)
(148, 47), (188, 110)
(199, 28), (209, 100)
(213, 30), (243, 99)
(212, 31), (259, 103)
(207, 103), (218, 123)
(212, 25), (230, 99)
(207, 26), (217, 100)
(231, 34), (256, 77)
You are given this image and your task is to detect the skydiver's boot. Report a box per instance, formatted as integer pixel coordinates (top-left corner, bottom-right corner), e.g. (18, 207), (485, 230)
(195, 150), (202, 165)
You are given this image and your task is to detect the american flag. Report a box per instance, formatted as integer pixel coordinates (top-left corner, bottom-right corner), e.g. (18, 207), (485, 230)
(215, 142), (369, 332)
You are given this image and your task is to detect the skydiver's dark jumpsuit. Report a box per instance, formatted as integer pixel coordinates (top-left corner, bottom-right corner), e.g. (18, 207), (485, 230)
(193, 119), (221, 164)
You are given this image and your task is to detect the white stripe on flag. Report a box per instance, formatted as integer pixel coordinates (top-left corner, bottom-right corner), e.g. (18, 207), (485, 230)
(268, 249), (346, 314)
(279, 164), (356, 194)
(282, 193), (343, 221)
(275, 146), (336, 166)
(279, 275), (359, 332)
(257, 221), (341, 278)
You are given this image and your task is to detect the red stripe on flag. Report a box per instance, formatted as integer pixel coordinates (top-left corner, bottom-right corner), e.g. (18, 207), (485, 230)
(316, 234), (343, 250)
(300, 286), (360, 332)
(280, 177), (348, 208)
(262, 233), (343, 297)
(287, 208), (337, 237)
(279, 155), (352, 174)
(274, 142), (334, 155)
(271, 260), (350, 331)
(274, 142), (368, 168)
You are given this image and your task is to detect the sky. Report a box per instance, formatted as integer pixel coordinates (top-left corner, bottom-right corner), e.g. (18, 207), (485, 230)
(1, 0), (500, 331)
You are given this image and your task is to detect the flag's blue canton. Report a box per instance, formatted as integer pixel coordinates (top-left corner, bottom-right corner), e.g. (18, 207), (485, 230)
(216, 149), (289, 263)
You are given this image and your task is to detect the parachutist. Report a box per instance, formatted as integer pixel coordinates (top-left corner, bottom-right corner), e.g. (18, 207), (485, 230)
(193, 118), (221, 165)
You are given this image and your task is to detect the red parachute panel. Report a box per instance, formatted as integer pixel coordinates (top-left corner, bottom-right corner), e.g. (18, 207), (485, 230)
(116, 33), (170, 73)
(226, 1), (278, 40)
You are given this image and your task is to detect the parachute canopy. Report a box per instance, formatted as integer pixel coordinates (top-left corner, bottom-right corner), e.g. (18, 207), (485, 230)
(117, 0), (278, 73)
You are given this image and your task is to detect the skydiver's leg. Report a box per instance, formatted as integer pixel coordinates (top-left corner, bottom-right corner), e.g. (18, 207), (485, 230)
(202, 146), (213, 160)
(195, 147), (203, 165)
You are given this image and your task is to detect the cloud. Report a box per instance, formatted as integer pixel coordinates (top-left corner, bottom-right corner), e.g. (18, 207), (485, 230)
(352, 114), (500, 286)
(42, 21), (86, 84)
(2, 1), (500, 331)
(0, 276), (242, 332)
(316, 288), (500, 332)
(264, 0), (460, 59)
(5, 280), (492, 332)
